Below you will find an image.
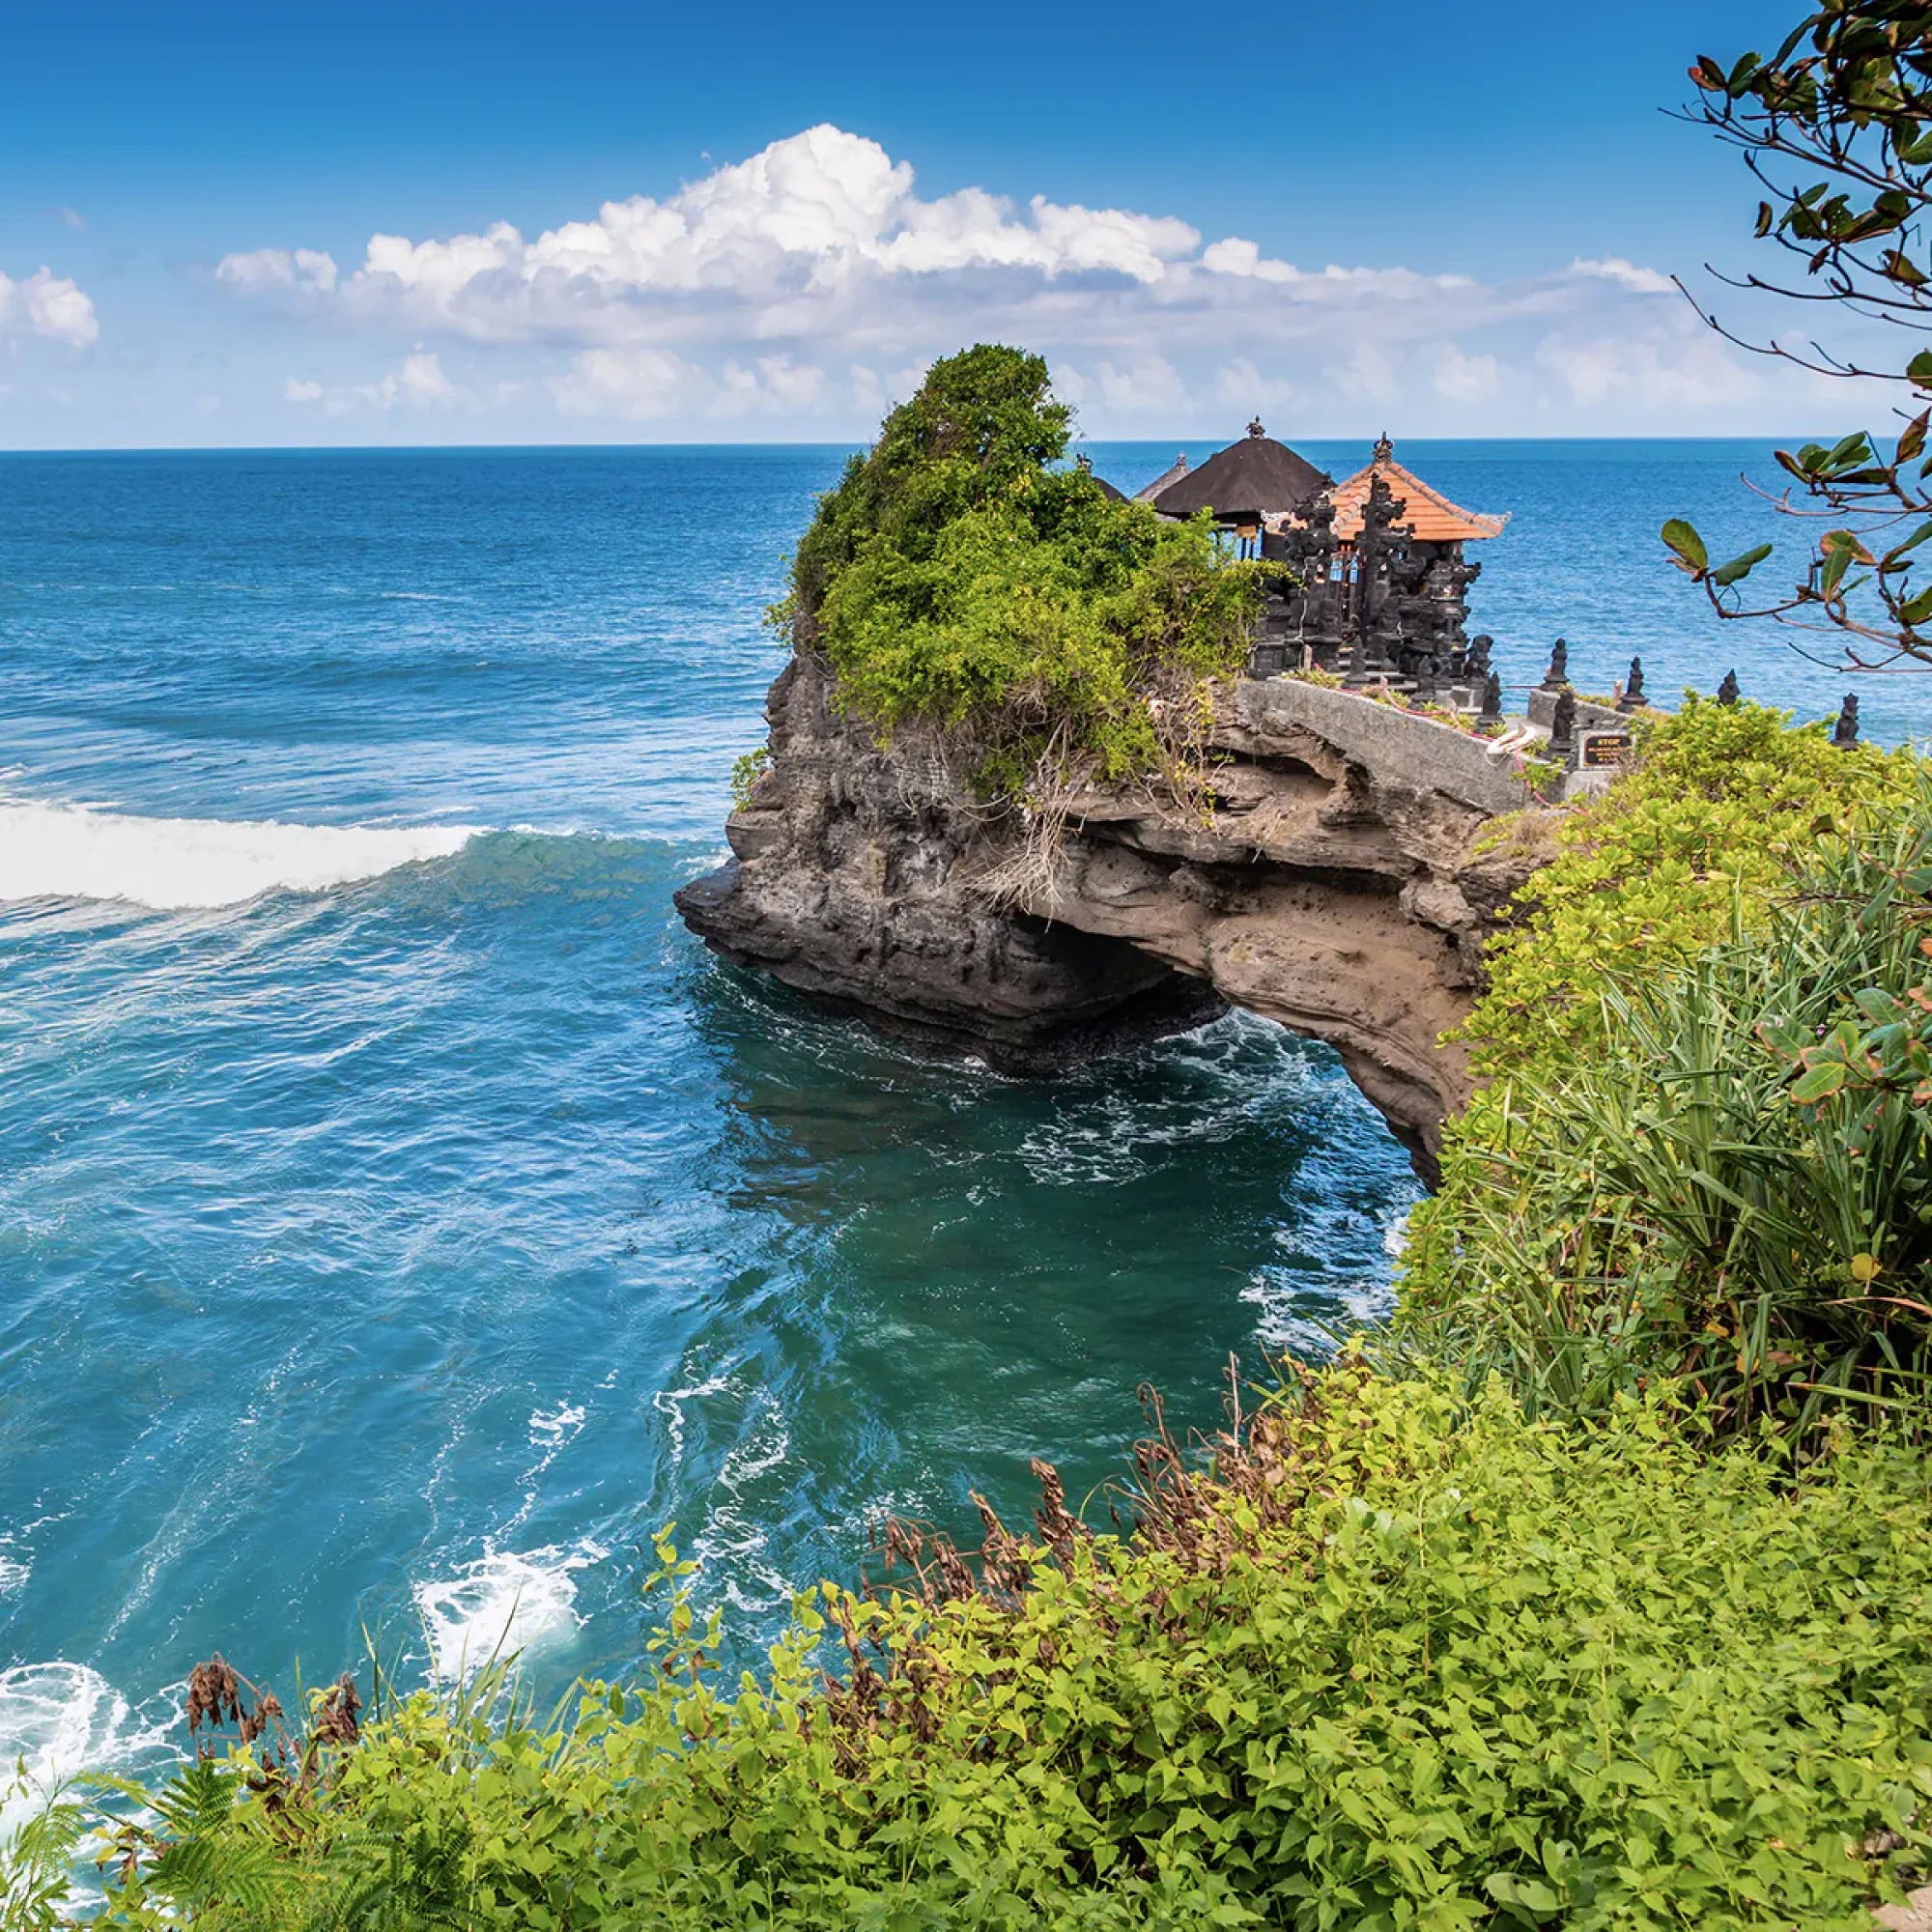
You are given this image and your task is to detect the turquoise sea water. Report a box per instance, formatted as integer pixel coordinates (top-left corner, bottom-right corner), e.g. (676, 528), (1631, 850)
(0, 440), (1924, 1805)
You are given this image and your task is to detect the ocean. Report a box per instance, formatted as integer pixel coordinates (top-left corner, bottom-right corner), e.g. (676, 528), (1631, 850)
(0, 439), (1924, 1810)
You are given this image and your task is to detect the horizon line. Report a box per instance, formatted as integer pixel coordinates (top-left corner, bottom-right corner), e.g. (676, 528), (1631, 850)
(0, 432), (1856, 458)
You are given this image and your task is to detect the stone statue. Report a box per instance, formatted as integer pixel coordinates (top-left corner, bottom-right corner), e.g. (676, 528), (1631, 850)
(1268, 492), (1348, 662)
(1618, 657), (1647, 714)
(1478, 670), (1503, 728)
(1833, 694), (1861, 748)
(1542, 639), (1569, 690)
(1549, 690), (1577, 760)
(1353, 476), (1415, 676)
(1716, 669), (1740, 706)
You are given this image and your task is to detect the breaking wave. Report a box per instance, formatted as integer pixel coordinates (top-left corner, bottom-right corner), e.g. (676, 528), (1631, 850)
(0, 798), (481, 910)
(0, 1662), (178, 1843)
(412, 1542), (607, 1685)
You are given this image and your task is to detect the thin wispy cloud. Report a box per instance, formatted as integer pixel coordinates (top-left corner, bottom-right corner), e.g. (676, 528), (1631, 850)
(283, 349), (459, 415)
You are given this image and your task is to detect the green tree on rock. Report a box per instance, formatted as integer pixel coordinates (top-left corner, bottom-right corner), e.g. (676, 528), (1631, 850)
(775, 343), (1265, 804)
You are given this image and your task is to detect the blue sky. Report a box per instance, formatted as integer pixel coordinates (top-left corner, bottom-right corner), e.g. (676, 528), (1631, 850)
(0, 0), (1870, 447)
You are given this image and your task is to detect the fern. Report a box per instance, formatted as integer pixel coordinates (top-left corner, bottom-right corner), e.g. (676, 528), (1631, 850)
(2, 1772), (91, 1932)
(322, 1820), (475, 1931)
(98, 1761), (303, 1928)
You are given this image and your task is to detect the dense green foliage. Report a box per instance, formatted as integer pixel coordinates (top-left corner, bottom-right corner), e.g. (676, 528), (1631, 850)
(26, 1369), (1932, 1931)
(1463, 697), (1917, 1071)
(1399, 703), (1932, 1426)
(776, 345), (1264, 797)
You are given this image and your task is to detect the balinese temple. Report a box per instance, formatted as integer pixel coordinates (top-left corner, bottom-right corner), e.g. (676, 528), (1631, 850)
(1148, 425), (1509, 694)
(1322, 439), (1507, 551)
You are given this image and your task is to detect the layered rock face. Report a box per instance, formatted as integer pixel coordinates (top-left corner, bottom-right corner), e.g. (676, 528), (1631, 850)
(676, 655), (1548, 1173)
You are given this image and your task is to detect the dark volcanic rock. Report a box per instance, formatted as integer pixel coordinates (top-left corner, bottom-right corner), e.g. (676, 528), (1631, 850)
(676, 653), (1550, 1174)
(675, 657), (1228, 1071)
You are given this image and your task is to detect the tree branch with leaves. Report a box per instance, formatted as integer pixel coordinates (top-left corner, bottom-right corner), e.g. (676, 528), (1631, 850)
(1665, 1), (1932, 669)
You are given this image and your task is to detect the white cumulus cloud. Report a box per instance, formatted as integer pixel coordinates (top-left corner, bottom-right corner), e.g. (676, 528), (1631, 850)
(1569, 257), (1676, 297)
(552, 346), (705, 419)
(552, 345), (834, 419)
(1214, 355), (1300, 414)
(0, 267), (99, 348)
(1535, 315), (1762, 411)
(270, 126), (1206, 352)
(1434, 343), (1503, 404)
(1092, 354), (1187, 414)
(384, 350), (456, 405)
(1329, 343), (1400, 408)
(207, 127), (1829, 433)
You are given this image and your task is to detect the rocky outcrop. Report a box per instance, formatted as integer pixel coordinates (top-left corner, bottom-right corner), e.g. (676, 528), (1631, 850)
(676, 654), (1551, 1174)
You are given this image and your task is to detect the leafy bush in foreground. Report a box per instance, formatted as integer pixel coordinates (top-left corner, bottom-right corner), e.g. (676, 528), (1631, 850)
(1399, 808), (1932, 1424)
(27, 1367), (1932, 1930)
(1397, 704), (1932, 1428)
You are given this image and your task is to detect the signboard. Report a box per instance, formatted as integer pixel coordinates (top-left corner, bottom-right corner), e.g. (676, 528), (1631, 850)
(1579, 730), (1634, 769)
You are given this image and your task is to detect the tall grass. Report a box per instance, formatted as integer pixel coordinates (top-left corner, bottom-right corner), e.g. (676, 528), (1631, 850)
(1395, 785), (1932, 1430)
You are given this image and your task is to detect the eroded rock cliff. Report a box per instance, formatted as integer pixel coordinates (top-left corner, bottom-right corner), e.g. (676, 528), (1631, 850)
(676, 654), (1550, 1173)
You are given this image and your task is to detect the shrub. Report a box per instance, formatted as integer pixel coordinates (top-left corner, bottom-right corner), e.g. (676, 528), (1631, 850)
(773, 345), (1266, 801)
(1397, 723), (1932, 1428)
(32, 1366), (1932, 1931)
(727, 744), (770, 811)
(1463, 697), (1917, 1072)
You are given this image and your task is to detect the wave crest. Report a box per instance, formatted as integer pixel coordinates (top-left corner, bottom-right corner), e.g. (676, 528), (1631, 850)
(0, 800), (480, 911)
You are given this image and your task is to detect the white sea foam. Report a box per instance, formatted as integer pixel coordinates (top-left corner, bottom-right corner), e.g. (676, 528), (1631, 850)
(412, 1541), (606, 1684)
(0, 1554), (28, 1597)
(527, 1403), (585, 1447)
(690, 1394), (799, 1615)
(0, 1662), (176, 1844)
(0, 798), (480, 910)
(1239, 1272), (1389, 1356)
(651, 1371), (735, 1461)
(1382, 1207), (1413, 1263)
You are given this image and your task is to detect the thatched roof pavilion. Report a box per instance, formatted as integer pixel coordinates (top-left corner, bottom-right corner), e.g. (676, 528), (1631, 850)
(1151, 420), (1329, 526)
(1133, 451), (1191, 503)
(1073, 454), (1128, 502)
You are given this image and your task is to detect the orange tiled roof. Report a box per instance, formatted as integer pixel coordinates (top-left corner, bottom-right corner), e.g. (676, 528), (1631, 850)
(1316, 442), (1508, 545)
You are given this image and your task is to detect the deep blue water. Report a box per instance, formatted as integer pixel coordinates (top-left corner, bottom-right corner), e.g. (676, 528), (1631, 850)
(0, 440), (1923, 1807)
